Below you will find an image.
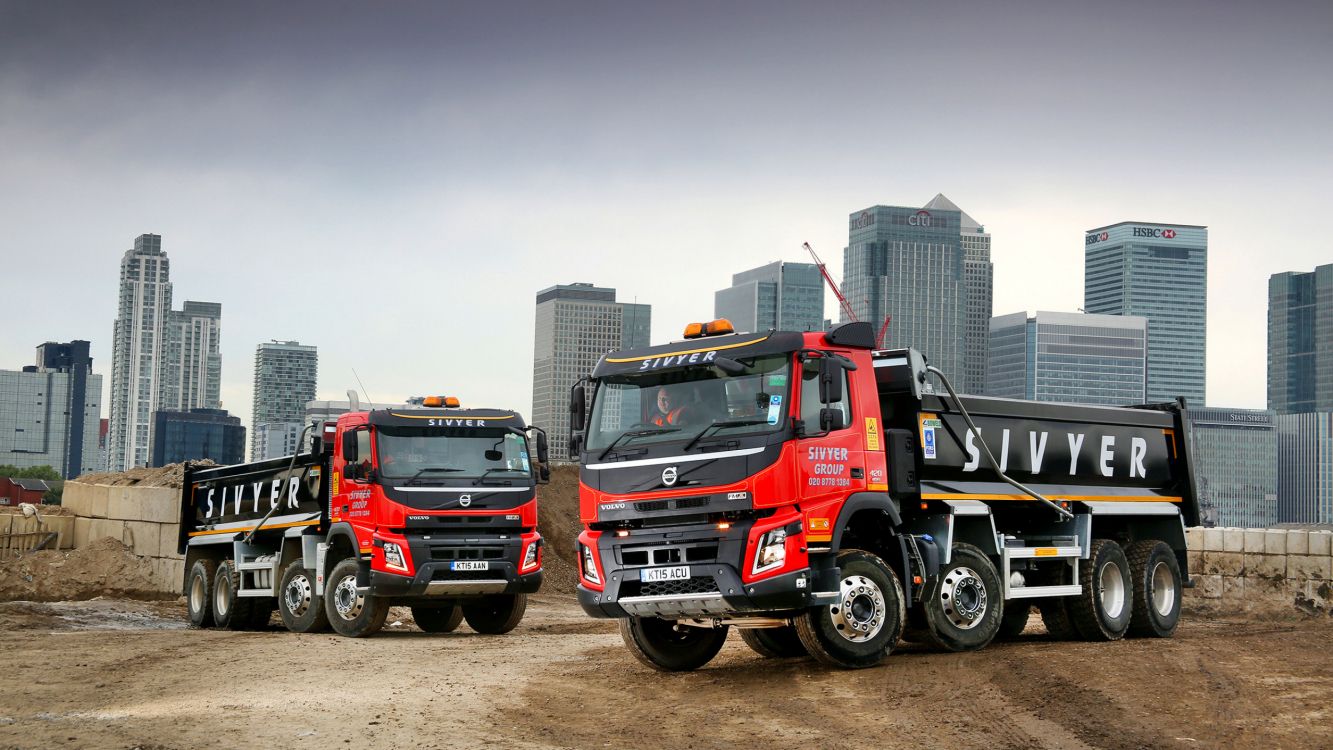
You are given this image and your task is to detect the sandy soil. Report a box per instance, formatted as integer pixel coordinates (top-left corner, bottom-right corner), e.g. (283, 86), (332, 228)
(0, 596), (1328, 750)
(0, 539), (168, 602)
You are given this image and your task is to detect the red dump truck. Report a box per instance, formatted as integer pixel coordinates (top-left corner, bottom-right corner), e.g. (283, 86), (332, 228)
(178, 397), (549, 637)
(572, 320), (1199, 670)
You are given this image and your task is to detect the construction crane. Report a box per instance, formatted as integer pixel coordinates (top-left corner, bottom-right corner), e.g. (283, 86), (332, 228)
(803, 242), (891, 348)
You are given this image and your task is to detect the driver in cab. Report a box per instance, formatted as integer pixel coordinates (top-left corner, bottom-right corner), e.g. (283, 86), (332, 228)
(652, 385), (693, 427)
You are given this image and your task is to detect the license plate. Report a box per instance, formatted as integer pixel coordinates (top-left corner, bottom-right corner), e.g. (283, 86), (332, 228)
(640, 566), (690, 582)
(451, 561), (489, 571)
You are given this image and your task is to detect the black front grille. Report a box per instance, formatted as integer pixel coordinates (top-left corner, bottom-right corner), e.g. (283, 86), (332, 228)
(621, 575), (719, 598)
(621, 544), (719, 567)
(675, 496), (709, 510)
(432, 568), (500, 581)
(635, 500), (669, 512)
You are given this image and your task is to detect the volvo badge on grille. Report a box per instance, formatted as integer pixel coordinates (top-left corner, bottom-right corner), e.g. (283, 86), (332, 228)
(661, 466), (678, 486)
(459, 494), (472, 507)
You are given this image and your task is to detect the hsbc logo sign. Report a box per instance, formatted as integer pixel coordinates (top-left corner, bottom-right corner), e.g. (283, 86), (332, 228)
(907, 210), (932, 227)
(1133, 227), (1177, 239)
(1085, 231), (1110, 246)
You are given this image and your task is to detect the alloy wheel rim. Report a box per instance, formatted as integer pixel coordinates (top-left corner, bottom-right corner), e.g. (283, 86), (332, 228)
(940, 565), (988, 630)
(1099, 561), (1126, 619)
(830, 574), (886, 642)
(1151, 561), (1176, 616)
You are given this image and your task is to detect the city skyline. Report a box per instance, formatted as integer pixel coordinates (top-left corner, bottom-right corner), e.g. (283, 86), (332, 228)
(3, 2), (1331, 430)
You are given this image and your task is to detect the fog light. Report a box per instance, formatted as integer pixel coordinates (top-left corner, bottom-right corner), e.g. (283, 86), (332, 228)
(580, 543), (601, 584)
(752, 527), (788, 575)
(383, 541), (406, 571)
(521, 540), (541, 572)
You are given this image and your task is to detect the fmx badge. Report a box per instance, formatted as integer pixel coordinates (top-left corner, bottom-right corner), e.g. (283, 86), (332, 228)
(921, 417), (942, 460)
(864, 417), (881, 451)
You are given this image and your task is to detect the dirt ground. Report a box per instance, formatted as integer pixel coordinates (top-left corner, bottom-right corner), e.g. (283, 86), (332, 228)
(0, 596), (1328, 750)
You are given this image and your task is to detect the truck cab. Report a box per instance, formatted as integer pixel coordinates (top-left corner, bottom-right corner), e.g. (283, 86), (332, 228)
(181, 397), (548, 638)
(573, 320), (1197, 670)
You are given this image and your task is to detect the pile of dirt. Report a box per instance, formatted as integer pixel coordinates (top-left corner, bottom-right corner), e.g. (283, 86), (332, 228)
(0, 538), (169, 602)
(536, 464), (582, 594)
(73, 460), (216, 488)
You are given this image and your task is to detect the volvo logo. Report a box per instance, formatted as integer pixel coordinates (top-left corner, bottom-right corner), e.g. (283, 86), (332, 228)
(458, 494), (472, 507)
(661, 466), (679, 486)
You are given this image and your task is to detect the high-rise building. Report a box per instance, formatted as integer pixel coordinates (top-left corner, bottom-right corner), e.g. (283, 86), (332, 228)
(1084, 222), (1207, 404)
(0, 341), (103, 478)
(714, 261), (824, 334)
(1268, 264), (1333, 414)
(160, 301), (222, 413)
(925, 195), (993, 394)
(986, 311), (1147, 406)
(532, 283), (651, 461)
(1275, 411), (1333, 524)
(250, 341), (318, 461)
(109, 234), (172, 471)
(151, 408), (245, 467)
(1188, 407), (1278, 528)
(843, 195), (991, 392)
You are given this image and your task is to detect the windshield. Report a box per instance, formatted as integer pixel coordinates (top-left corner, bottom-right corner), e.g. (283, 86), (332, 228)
(376, 427), (531, 482)
(586, 353), (792, 452)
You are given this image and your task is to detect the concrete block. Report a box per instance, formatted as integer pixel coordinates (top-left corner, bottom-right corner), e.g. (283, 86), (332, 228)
(72, 517), (92, 549)
(1222, 575), (1246, 604)
(106, 487), (135, 521)
(1196, 574), (1222, 599)
(1202, 527), (1224, 551)
(122, 521), (160, 558)
(1187, 550), (1202, 575)
(88, 518), (126, 545)
(1263, 529), (1287, 555)
(1184, 526), (1202, 550)
(139, 487), (183, 524)
(60, 483), (90, 516)
(1244, 529), (1267, 553)
(1202, 551), (1245, 577)
(149, 557), (186, 595)
(1244, 553), (1286, 579)
(89, 484), (110, 519)
(1287, 555), (1332, 581)
(1309, 531), (1333, 557)
(1248, 575), (1287, 602)
(1222, 528), (1245, 552)
(158, 525), (183, 558)
(1286, 530), (1310, 556)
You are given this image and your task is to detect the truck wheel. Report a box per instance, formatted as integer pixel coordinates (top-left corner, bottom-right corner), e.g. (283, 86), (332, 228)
(793, 549), (904, 669)
(1125, 540), (1182, 638)
(919, 543), (1003, 652)
(186, 559), (217, 628)
(739, 626), (807, 658)
(279, 561), (329, 633)
(412, 605), (465, 633)
(1039, 598), (1079, 640)
(620, 617), (729, 671)
(324, 558), (389, 638)
(462, 594), (527, 634)
(997, 603), (1032, 639)
(212, 559), (256, 630)
(1068, 539), (1132, 641)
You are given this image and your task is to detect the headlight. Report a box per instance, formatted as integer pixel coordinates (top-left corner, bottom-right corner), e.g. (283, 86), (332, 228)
(752, 527), (787, 575)
(580, 543), (600, 584)
(521, 540), (541, 572)
(383, 541), (407, 571)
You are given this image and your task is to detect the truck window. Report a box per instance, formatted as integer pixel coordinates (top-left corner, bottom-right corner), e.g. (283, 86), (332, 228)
(801, 359), (850, 430)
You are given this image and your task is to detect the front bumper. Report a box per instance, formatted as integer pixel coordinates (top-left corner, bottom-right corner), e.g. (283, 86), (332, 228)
(368, 532), (542, 599)
(577, 566), (816, 619)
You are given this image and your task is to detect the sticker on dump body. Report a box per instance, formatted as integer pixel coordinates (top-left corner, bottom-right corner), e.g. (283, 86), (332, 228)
(767, 395), (783, 425)
(921, 418), (942, 460)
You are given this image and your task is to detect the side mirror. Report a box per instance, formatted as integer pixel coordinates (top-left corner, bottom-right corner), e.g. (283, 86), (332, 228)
(344, 462), (361, 481)
(818, 357), (844, 404)
(569, 383), (587, 432)
(536, 431), (549, 464)
(342, 430), (358, 463)
(820, 407), (847, 432)
(539, 465), (551, 483)
(569, 433), (584, 458)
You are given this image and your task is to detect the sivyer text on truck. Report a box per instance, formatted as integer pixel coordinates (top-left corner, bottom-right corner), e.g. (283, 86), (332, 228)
(178, 395), (550, 637)
(571, 319), (1199, 670)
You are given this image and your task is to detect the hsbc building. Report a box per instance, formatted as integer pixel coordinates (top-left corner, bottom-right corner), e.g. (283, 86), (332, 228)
(1084, 221), (1209, 404)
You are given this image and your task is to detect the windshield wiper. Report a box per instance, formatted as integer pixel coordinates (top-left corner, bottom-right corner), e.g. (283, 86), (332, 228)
(405, 467), (464, 485)
(472, 468), (522, 486)
(682, 419), (770, 452)
(597, 427), (680, 460)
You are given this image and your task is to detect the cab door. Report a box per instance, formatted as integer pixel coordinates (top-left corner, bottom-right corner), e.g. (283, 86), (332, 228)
(795, 352), (866, 517)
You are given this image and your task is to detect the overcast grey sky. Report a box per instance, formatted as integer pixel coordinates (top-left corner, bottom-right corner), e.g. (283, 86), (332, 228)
(2, 1), (1330, 430)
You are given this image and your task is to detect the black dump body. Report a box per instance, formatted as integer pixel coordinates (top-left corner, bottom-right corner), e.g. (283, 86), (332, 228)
(873, 348), (1200, 526)
(177, 453), (328, 554)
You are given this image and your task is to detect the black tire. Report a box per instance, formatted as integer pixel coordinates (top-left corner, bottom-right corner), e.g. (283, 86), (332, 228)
(212, 559), (256, 630)
(278, 560), (330, 633)
(793, 549), (905, 669)
(323, 558), (389, 638)
(413, 605), (465, 633)
(1126, 540), (1182, 638)
(918, 543), (1004, 652)
(1069, 539), (1133, 641)
(620, 617), (729, 672)
(186, 559), (217, 628)
(1039, 598), (1079, 640)
(739, 626), (807, 658)
(997, 603), (1032, 639)
(462, 594), (527, 634)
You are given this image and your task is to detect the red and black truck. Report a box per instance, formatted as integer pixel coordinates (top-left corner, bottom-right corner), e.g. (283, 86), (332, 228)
(179, 397), (548, 637)
(571, 320), (1199, 670)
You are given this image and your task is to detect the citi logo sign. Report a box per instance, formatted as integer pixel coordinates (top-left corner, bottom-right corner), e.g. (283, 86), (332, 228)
(852, 211), (875, 229)
(1133, 227), (1177, 239)
(1085, 231), (1110, 246)
(907, 210), (932, 227)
